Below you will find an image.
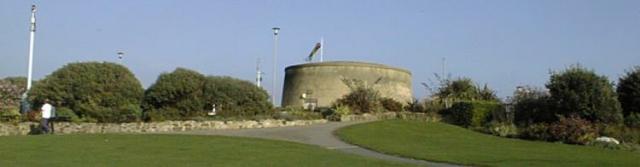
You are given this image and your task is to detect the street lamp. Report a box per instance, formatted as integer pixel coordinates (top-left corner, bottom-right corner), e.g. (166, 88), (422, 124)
(117, 51), (124, 64)
(272, 27), (280, 106)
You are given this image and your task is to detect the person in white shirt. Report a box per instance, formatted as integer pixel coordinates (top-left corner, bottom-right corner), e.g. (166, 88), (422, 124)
(41, 99), (53, 134)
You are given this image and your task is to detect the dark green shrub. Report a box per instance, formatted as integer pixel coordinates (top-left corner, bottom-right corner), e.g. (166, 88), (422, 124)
(625, 113), (640, 128)
(547, 65), (623, 124)
(597, 124), (640, 145)
(617, 66), (640, 117)
(440, 101), (502, 127)
(548, 116), (597, 145)
(405, 99), (426, 113)
(483, 122), (518, 137)
(144, 108), (181, 122)
(143, 68), (207, 120)
(519, 123), (553, 141)
(380, 98), (403, 112)
(28, 62), (144, 123)
(203, 76), (273, 117)
(54, 107), (79, 122)
(512, 87), (555, 126)
(0, 107), (21, 122)
(440, 102), (473, 127)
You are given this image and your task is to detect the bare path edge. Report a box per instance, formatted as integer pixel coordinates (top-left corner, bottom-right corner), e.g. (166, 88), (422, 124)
(167, 120), (463, 167)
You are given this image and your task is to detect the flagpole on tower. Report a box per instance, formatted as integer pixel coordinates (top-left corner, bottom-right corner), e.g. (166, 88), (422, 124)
(320, 37), (324, 62)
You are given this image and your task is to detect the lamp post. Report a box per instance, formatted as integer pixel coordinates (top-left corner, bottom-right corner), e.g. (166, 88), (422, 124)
(272, 27), (280, 106)
(117, 51), (124, 64)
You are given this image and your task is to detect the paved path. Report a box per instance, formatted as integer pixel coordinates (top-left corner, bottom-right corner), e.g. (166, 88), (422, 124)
(170, 121), (462, 167)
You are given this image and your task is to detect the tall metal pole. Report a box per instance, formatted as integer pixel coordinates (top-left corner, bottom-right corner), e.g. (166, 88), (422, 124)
(272, 27), (280, 106)
(26, 5), (37, 92)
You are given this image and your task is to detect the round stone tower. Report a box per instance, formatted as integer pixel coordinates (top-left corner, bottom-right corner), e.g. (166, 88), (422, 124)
(281, 61), (412, 108)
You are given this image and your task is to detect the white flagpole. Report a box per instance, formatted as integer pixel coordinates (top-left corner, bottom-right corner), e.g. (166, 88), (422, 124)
(320, 37), (324, 62)
(26, 5), (37, 92)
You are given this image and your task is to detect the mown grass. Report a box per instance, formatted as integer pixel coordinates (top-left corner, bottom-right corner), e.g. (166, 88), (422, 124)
(336, 120), (640, 167)
(0, 134), (415, 167)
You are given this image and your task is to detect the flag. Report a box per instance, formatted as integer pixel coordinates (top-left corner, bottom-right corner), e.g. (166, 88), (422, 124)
(307, 42), (322, 62)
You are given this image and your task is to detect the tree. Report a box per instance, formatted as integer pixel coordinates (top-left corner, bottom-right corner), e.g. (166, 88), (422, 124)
(546, 65), (622, 123)
(617, 66), (640, 117)
(28, 62), (144, 122)
(143, 68), (207, 119)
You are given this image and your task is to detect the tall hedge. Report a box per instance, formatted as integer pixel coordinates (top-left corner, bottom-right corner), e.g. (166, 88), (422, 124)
(28, 62), (144, 123)
(617, 66), (640, 116)
(546, 65), (622, 123)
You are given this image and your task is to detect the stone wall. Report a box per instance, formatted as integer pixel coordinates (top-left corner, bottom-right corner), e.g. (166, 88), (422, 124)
(340, 112), (441, 122)
(0, 119), (327, 136)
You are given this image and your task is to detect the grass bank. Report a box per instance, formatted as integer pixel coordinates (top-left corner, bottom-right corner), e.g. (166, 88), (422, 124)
(336, 120), (640, 167)
(0, 134), (414, 167)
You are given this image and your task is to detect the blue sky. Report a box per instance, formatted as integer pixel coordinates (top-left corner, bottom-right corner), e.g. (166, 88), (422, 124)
(1, 0), (639, 104)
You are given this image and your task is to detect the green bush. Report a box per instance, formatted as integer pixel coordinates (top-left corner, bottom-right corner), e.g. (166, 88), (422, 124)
(54, 107), (80, 122)
(333, 87), (383, 114)
(519, 123), (553, 141)
(143, 69), (273, 121)
(512, 87), (554, 126)
(432, 78), (499, 103)
(548, 116), (597, 145)
(483, 122), (518, 137)
(547, 65), (623, 124)
(625, 113), (640, 128)
(618, 66), (640, 118)
(203, 76), (273, 117)
(404, 99), (426, 113)
(440, 101), (502, 127)
(380, 98), (403, 112)
(28, 62), (144, 123)
(143, 68), (207, 120)
(0, 107), (21, 123)
(598, 124), (640, 145)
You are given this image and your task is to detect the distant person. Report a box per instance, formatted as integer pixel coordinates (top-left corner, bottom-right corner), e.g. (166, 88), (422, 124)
(41, 99), (53, 134)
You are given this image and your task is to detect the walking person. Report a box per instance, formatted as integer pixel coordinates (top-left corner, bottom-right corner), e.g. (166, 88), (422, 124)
(40, 99), (53, 134)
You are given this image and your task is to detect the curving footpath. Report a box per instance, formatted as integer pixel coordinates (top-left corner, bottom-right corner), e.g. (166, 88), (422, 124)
(171, 121), (462, 167)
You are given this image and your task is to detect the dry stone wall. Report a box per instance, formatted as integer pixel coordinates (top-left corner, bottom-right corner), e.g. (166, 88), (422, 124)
(0, 119), (327, 136)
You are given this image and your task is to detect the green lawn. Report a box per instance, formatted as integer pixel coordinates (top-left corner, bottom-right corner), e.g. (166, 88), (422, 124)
(336, 120), (640, 167)
(0, 134), (414, 167)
